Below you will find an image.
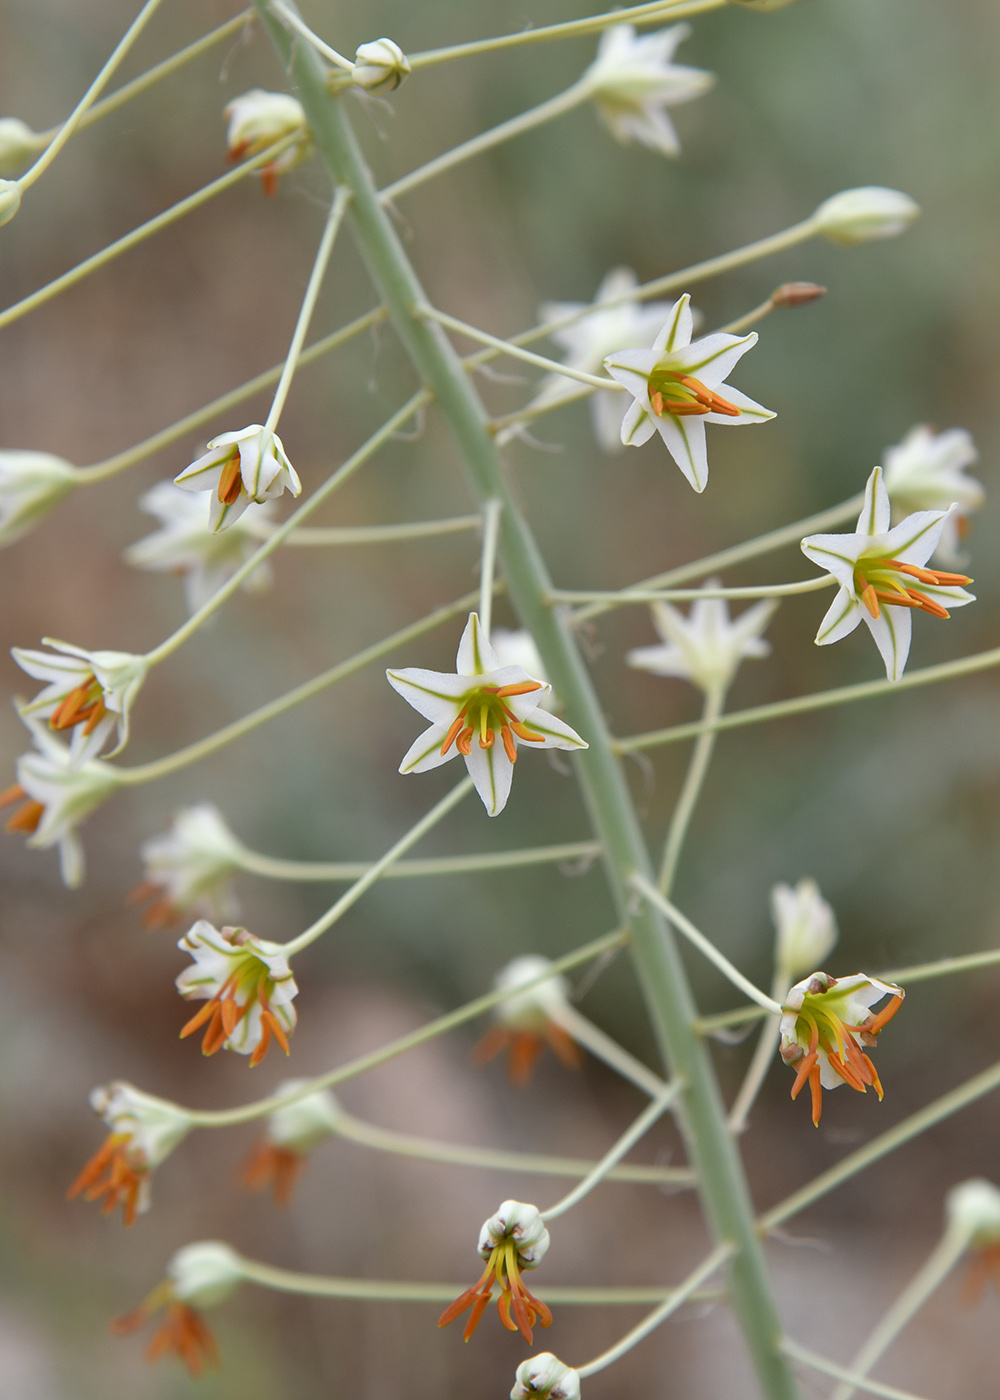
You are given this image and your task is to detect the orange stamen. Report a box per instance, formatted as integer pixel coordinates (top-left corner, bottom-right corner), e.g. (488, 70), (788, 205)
(500, 724), (518, 764)
(509, 720), (545, 744)
(217, 456), (243, 506)
(240, 1141), (304, 1206)
(495, 681), (543, 699)
(887, 560), (971, 587)
(456, 727), (474, 756)
(440, 709), (469, 756)
(0, 783), (25, 808)
(808, 1063), (823, 1126)
(5, 798), (45, 833)
(677, 374), (741, 417)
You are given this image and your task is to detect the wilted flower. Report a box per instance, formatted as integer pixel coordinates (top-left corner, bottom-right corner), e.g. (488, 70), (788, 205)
(241, 1080), (341, 1205)
(801, 465), (975, 681)
(12, 639), (148, 764)
(604, 294), (774, 492)
(582, 24), (714, 157)
(0, 116), (40, 177)
(439, 1200), (552, 1344)
(112, 1242), (245, 1375)
(474, 956), (582, 1086)
(131, 803), (243, 929)
(627, 582), (777, 694)
(771, 878), (838, 984)
(67, 1083), (192, 1225)
(813, 186), (920, 245)
(947, 1179), (1000, 1303)
(125, 480), (275, 613)
(352, 38), (410, 91)
(176, 921), (298, 1066)
(174, 424), (301, 533)
(387, 612), (587, 817)
(779, 972), (904, 1126)
(0, 449), (77, 546)
(512, 1353), (582, 1400)
(883, 425), (983, 565)
(224, 89), (311, 196)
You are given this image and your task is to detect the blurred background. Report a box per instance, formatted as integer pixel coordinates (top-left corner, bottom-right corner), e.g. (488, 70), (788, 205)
(0, 0), (999, 1395)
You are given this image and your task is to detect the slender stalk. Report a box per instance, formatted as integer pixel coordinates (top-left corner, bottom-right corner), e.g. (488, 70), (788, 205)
(269, 0), (353, 70)
(478, 499), (503, 637)
(285, 514), (480, 546)
(657, 686), (723, 896)
(281, 778), (474, 956)
(882, 946), (1000, 984)
(418, 304), (621, 389)
(781, 1340), (933, 1400)
(549, 1003), (669, 1099)
(258, 13), (801, 1393)
(554, 576), (835, 606)
(727, 971), (788, 1134)
(232, 837), (602, 882)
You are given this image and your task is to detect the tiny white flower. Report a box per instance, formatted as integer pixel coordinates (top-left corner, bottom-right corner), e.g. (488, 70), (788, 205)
(0, 449), (78, 547)
(125, 480), (274, 613)
(604, 294), (775, 491)
(387, 613), (587, 816)
(771, 878), (838, 983)
(174, 424), (301, 533)
(512, 1354), (581, 1400)
(0, 117), (40, 177)
(176, 921), (298, 1067)
(67, 1082), (192, 1224)
(12, 639), (148, 764)
(167, 1242), (246, 1308)
(813, 187), (920, 245)
(801, 465), (975, 681)
(475, 955), (582, 1085)
(352, 38), (411, 92)
(440, 1200), (552, 1344)
(241, 1080), (342, 1204)
(224, 89), (311, 196)
(0, 178), (19, 225)
(627, 581), (777, 694)
(883, 425), (983, 565)
(582, 24), (714, 157)
(134, 803), (244, 928)
(947, 1179), (1000, 1248)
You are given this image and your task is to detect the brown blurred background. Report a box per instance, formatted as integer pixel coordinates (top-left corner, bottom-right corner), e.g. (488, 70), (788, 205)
(1, 0), (999, 1395)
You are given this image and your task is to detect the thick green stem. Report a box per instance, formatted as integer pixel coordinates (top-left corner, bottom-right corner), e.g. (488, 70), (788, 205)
(256, 8), (798, 1394)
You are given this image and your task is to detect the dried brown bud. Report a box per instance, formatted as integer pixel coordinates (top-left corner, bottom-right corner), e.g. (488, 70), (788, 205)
(771, 282), (827, 308)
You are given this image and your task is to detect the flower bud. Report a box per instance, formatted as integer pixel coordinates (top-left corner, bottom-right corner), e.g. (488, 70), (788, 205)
(135, 803), (244, 927)
(946, 1179), (1000, 1247)
(770, 281), (826, 308)
(0, 450), (77, 546)
(813, 187), (920, 245)
(352, 38), (411, 92)
(493, 955), (572, 1032)
(479, 1201), (550, 1268)
(0, 117), (39, 177)
(266, 1081), (341, 1152)
(167, 1242), (245, 1308)
(91, 1082), (192, 1169)
(771, 878), (837, 982)
(512, 1354), (581, 1400)
(0, 178), (20, 225)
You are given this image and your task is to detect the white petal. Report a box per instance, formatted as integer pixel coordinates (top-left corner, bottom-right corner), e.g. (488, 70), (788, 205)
(515, 708), (587, 751)
(590, 390), (628, 452)
(669, 331), (756, 388)
(800, 533), (866, 594)
(814, 589), (863, 646)
(618, 106), (680, 157)
(386, 667), (471, 724)
(702, 384), (776, 424)
(456, 612), (501, 676)
(208, 490), (252, 534)
(863, 604), (911, 681)
(652, 294), (693, 356)
(621, 398), (656, 446)
(464, 742), (514, 816)
(654, 412), (709, 491)
(857, 465), (891, 535)
(398, 725), (460, 774)
(603, 349), (657, 399)
(880, 507), (952, 568)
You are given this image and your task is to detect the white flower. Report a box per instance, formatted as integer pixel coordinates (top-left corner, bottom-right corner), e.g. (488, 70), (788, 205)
(12, 639), (148, 764)
(176, 921), (298, 1067)
(352, 38), (410, 92)
(0, 178), (19, 225)
(582, 24), (714, 157)
(386, 613), (587, 816)
(174, 424), (301, 533)
(813, 187), (920, 245)
(439, 1200), (552, 1344)
(771, 878), (838, 983)
(627, 582), (777, 694)
(604, 294), (775, 491)
(0, 450), (77, 546)
(266, 1080), (341, 1152)
(167, 1242), (246, 1308)
(0, 117), (40, 177)
(801, 465), (975, 681)
(883, 425), (983, 565)
(67, 1082), (192, 1224)
(2, 714), (119, 886)
(125, 480), (274, 613)
(512, 1354), (581, 1400)
(780, 972), (904, 1125)
(947, 1180), (1000, 1248)
(224, 90), (311, 196)
(476, 955), (582, 1085)
(135, 804), (244, 928)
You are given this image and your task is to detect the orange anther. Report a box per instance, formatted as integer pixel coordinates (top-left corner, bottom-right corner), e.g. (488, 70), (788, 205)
(495, 681), (543, 699)
(500, 725), (517, 764)
(456, 727), (473, 756)
(440, 711), (469, 756)
(0, 783), (25, 808)
(479, 727), (495, 749)
(5, 799), (44, 834)
(509, 720), (545, 743)
(217, 456), (243, 506)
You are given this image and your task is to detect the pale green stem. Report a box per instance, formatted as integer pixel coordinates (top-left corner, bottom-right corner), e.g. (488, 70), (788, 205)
(478, 498), (503, 637)
(232, 837), (602, 882)
(760, 1057), (1000, 1233)
(418, 303), (621, 390)
(17, 0), (165, 191)
(829, 1226), (968, 1400)
(555, 576), (835, 607)
(408, 0), (727, 70)
(782, 1339), (933, 1400)
(264, 188), (352, 431)
(697, 1004), (770, 1034)
(548, 1003), (670, 1099)
(576, 1242), (733, 1377)
(141, 388), (430, 668)
(630, 875), (783, 1013)
(35, 13), (254, 143)
(117, 583), (475, 785)
(720, 296), (778, 336)
(281, 778), (474, 956)
(726, 970), (788, 1135)
(284, 514), (479, 545)
(75, 309), (384, 483)
(0, 139), (297, 333)
(657, 686), (725, 896)
(574, 494), (865, 624)
(269, 0), (353, 70)
(331, 1108), (694, 1185)
(380, 81), (592, 204)
(541, 1083), (681, 1222)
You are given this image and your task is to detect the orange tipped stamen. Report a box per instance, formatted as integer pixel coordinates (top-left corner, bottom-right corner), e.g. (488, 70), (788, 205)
(808, 1063), (823, 1125)
(678, 374), (741, 417)
(217, 456), (243, 506)
(859, 576), (880, 618)
(456, 727), (474, 756)
(500, 724), (517, 764)
(6, 798), (45, 833)
(495, 680), (543, 698)
(887, 560), (971, 586)
(509, 720), (545, 743)
(240, 1141), (304, 1206)
(440, 709), (469, 756)
(0, 783), (25, 808)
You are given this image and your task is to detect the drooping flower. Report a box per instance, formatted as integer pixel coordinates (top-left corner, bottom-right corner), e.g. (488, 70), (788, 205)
(512, 1353), (582, 1400)
(627, 581), (777, 695)
(1, 714), (120, 886)
(67, 1083), (192, 1225)
(582, 24), (714, 157)
(130, 803), (243, 929)
(124, 480), (275, 613)
(12, 639), (148, 765)
(603, 294), (775, 491)
(801, 465), (975, 681)
(0, 116), (40, 177)
(946, 1179), (1000, 1304)
(240, 1079), (341, 1205)
(176, 921), (298, 1067)
(779, 972), (904, 1126)
(352, 38), (410, 91)
(771, 878), (838, 985)
(112, 1241), (245, 1376)
(474, 956), (582, 1086)
(812, 187), (920, 245)
(439, 1201), (552, 1344)
(174, 424), (301, 533)
(386, 613), (587, 817)
(883, 425), (983, 565)
(0, 449), (78, 547)
(224, 89), (311, 196)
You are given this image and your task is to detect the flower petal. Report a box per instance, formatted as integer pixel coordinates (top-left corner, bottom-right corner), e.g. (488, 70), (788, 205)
(515, 708), (587, 751)
(652, 294), (693, 356)
(464, 742), (514, 816)
(668, 331), (756, 388)
(456, 612), (501, 676)
(653, 412), (709, 492)
(620, 397), (657, 446)
(701, 384), (775, 424)
(856, 465), (891, 535)
(862, 603), (911, 681)
(879, 507), (952, 568)
(386, 667), (472, 725)
(398, 725), (457, 774)
(814, 588), (863, 646)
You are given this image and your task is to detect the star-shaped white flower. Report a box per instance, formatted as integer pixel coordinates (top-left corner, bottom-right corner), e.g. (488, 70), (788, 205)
(12, 638), (148, 765)
(883, 425), (984, 565)
(176, 921), (298, 1066)
(626, 582), (777, 694)
(174, 424), (301, 533)
(386, 613), (587, 816)
(801, 465), (975, 681)
(134, 803), (243, 928)
(582, 23), (714, 157)
(0, 449), (78, 547)
(603, 294), (775, 491)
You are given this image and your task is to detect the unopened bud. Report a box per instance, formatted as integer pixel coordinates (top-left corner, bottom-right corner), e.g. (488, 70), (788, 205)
(771, 281), (826, 308)
(946, 1179), (1000, 1248)
(0, 117), (39, 177)
(167, 1242), (245, 1308)
(352, 38), (410, 92)
(813, 187), (920, 245)
(493, 955), (572, 1031)
(0, 178), (21, 226)
(480, 1201), (550, 1269)
(512, 1354), (581, 1400)
(266, 1080), (341, 1151)
(772, 878), (837, 981)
